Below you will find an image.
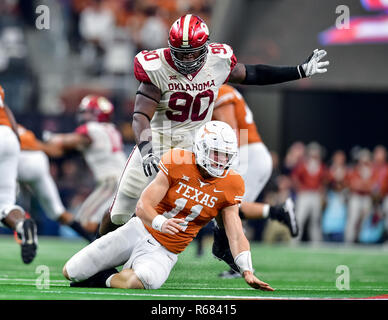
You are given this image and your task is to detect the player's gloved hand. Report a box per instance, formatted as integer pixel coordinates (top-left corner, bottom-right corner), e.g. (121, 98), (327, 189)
(138, 141), (160, 177)
(42, 130), (54, 142)
(142, 153), (160, 177)
(298, 49), (329, 78)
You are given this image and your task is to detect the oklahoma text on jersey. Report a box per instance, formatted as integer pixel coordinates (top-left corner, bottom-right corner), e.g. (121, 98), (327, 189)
(133, 43), (237, 153)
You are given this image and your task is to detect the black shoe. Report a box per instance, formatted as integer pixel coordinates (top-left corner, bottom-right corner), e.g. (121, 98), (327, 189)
(218, 269), (242, 279)
(18, 219), (38, 264)
(212, 226), (240, 273)
(269, 198), (299, 237)
(70, 268), (118, 288)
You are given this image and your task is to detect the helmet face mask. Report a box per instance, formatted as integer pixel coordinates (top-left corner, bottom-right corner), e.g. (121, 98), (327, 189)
(194, 121), (238, 178)
(168, 14), (209, 75)
(169, 41), (208, 75)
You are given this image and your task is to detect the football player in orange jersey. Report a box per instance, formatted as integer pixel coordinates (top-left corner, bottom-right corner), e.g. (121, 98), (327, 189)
(63, 121), (274, 291)
(16, 124), (95, 242)
(99, 13), (329, 239)
(210, 84), (298, 278)
(0, 85), (38, 264)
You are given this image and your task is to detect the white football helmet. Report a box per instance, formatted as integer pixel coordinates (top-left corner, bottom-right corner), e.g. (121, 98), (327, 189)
(194, 121), (238, 178)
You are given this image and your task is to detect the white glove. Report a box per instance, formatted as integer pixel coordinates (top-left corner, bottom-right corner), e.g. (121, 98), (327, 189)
(42, 130), (54, 142)
(142, 153), (160, 177)
(298, 49), (329, 78)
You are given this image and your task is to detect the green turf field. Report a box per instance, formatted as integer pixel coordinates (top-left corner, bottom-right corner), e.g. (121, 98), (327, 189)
(1, 235), (388, 300)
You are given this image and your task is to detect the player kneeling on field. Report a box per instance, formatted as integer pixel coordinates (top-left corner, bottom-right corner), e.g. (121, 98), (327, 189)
(62, 121), (274, 291)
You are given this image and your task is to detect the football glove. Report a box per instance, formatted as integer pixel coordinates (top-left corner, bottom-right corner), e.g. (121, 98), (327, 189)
(142, 153), (160, 177)
(298, 49), (329, 78)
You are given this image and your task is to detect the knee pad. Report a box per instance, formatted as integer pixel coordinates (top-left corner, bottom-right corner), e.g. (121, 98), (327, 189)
(134, 266), (162, 290)
(110, 192), (138, 225)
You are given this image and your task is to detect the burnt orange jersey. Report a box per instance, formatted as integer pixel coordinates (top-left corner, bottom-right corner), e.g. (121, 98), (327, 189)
(144, 148), (245, 254)
(17, 125), (41, 151)
(214, 84), (262, 146)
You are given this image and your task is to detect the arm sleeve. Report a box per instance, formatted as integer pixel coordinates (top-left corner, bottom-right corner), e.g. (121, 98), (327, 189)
(242, 64), (301, 85)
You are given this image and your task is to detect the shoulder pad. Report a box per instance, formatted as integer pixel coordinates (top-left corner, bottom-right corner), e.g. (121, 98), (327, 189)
(134, 49), (164, 72)
(208, 43), (234, 59)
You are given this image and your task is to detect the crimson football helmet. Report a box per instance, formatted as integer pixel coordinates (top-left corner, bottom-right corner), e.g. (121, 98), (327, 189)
(168, 14), (209, 75)
(78, 95), (114, 123)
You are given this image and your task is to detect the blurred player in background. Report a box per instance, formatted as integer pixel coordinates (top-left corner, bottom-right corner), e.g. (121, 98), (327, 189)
(345, 149), (376, 243)
(16, 124), (94, 242)
(0, 85), (37, 264)
(291, 142), (326, 242)
(211, 84), (298, 278)
(63, 121), (274, 291)
(99, 13), (329, 240)
(43, 95), (126, 235)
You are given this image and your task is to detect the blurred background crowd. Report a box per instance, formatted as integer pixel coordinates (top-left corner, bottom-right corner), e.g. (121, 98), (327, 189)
(1, 0), (388, 246)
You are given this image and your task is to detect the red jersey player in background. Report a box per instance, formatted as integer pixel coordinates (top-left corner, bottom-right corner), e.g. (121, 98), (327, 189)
(291, 142), (326, 242)
(43, 95), (127, 235)
(16, 124), (94, 241)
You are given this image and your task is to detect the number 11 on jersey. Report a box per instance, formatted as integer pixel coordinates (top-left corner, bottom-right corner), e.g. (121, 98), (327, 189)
(162, 197), (203, 231)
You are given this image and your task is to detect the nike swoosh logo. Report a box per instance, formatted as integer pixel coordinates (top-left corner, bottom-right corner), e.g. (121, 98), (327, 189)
(147, 239), (156, 246)
(213, 188), (223, 193)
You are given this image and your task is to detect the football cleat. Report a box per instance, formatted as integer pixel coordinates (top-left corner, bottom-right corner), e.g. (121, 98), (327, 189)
(17, 219), (38, 264)
(70, 268), (118, 288)
(218, 269), (242, 279)
(269, 198), (299, 237)
(212, 225), (240, 273)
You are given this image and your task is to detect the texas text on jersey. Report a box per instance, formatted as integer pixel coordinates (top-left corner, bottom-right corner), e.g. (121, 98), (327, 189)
(144, 148), (245, 254)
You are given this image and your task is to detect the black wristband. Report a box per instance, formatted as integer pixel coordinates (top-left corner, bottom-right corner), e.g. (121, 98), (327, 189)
(138, 141), (153, 156)
(242, 64), (301, 85)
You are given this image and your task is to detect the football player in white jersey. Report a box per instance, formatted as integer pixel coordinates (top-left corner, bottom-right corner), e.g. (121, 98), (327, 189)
(16, 124), (95, 242)
(99, 13), (329, 239)
(0, 85), (38, 264)
(43, 95), (127, 235)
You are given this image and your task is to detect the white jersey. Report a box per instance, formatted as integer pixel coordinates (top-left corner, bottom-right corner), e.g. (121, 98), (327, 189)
(134, 44), (236, 156)
(75, 121), (127, 182)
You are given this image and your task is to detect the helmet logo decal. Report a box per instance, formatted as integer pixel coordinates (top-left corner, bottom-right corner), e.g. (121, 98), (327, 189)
(182, 14), (192, 47)
(201, 22), (209, 36)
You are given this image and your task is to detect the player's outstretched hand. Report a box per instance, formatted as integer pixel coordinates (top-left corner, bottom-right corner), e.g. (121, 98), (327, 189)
(161, 218), (185, 235)
(299, 48), (329, 78)
(243, 271), (274, 291)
